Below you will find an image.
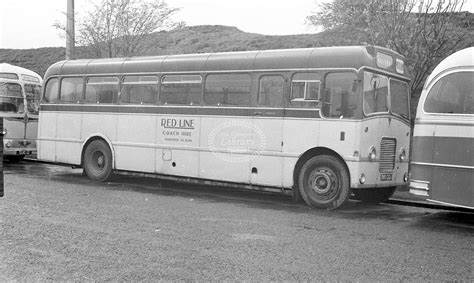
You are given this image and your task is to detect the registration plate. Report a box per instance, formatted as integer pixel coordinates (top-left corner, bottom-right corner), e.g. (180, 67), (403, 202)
(380, 173), (393, 181)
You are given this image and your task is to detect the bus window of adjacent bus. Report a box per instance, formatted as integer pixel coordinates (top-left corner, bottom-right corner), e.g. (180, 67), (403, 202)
(21, 74), (41, 84)
(85, 77), (119, 104)
(121, 75), (158, 105)
(0, 82), (23, 113)
(60, 77), (83, 104)
(161, 75), (201, 105)
(323, 72), (358, 118)
(363, 72), (389, 115)
(424, 72), (474, 115)
(0, 73), (19, 80)
(204, 74), (250, 106)
(258, 75), (284, 107)
(43, 78), (59, 103)
(290, 73), (320, 108)
(24, 83), (42, 114)
(390, 79), (409, 119)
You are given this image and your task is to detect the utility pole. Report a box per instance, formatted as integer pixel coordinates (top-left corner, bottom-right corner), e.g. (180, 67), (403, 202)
(66, 0), (75, 60)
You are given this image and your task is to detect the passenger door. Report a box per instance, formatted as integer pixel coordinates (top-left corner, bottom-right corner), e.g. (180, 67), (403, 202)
(250, 74), (285, 186)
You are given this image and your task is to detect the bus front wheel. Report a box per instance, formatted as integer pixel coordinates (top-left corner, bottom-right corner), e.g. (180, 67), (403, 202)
(352, 187), (396, 204)
(298, 155), (351, 209)
(83, 139), (113, 182)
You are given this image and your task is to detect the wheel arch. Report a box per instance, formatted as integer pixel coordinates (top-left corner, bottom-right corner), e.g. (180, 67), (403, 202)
(293, 147), (350, 188)
(81, 134), (115, 169)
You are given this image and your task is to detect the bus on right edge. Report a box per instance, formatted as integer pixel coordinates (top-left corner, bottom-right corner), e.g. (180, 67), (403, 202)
(409, 47), (474, 209)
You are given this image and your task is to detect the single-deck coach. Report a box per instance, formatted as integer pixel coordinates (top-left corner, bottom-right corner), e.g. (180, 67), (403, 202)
(0, 63), (42, 161)
(38, 46), (411, 209)
(410, 47), (473, 209)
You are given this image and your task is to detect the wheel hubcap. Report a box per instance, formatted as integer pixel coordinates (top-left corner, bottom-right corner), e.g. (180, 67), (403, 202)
(91, 150), (106, 171)
(307, 167), (339, 200)
(97, 155), (104, 168)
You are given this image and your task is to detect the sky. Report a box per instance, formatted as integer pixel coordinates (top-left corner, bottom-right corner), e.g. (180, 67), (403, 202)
(1, 0), (473, 49)
(0, 0), (323, 49)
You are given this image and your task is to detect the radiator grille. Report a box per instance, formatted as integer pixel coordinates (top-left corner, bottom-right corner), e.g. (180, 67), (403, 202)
(379, 138), (396, 172)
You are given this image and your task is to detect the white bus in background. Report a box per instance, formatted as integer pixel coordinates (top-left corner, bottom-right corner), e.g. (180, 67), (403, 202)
(38, 46), (411, 209)
(410, 47), (473, 209)
(0, 63), (42, 161)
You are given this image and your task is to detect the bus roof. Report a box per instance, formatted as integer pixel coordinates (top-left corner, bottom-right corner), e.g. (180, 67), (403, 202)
(424, 47), (474, 90)
(0, 63), (43, 83)
(44, 46), (408, 79)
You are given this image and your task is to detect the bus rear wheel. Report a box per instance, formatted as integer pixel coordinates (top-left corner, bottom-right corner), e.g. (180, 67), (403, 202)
(6, 155), (25, 162)
(298, 155), (351, 209)
(352, 187), (396, 204)
(83, 139), (113, 182)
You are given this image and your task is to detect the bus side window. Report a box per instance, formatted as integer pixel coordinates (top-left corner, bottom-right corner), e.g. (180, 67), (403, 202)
(43, 78), (59, 103)
(289, 72), (320, 108)
(204, 74), (250, 106)
(121, 75), (158, 105)
(85, 77), (119, 104)
(0, 82), (23, 112)
(60, 77), (83, 103)
(424, 71), (474, 114)
(324, 72), (359, 118)
(24, 84), (42, 114)
(363, 72), (389, 115)
(258, 75), (284, 107)
(161, 75), (202, 105)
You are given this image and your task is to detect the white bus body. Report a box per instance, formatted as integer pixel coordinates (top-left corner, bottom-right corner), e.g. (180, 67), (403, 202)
(410, 47), (473, 209)
(0, 63), (42, 160)
(38, 46), (411, 209)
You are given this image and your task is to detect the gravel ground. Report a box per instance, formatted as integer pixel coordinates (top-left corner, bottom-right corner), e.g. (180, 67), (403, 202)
(0, 162), (473, 281)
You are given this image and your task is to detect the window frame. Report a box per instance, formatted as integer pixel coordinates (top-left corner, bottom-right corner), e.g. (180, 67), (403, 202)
(42, 77), (60, 104)
(362, 71), (390, 117)
(0, 73), (19, 80)
(388, 78), (410, 120)
(0, 81), (24, 113)
(422, 70), (474, 116)
(59, 76), (84, 104)
(0, 82), (23, 99)
(321, 71), (360, 119)
(84, 76), (120, 104)
(160, 74), (203, 106)
(203, 73), (251, 107)
(120, 75), (159, 105)
(257, 74), (285, 108)
(288, 72), (322, 109)
(291, 80), (321, 102)
(290, 72), (322, 102)
(24, 83), (42, 114)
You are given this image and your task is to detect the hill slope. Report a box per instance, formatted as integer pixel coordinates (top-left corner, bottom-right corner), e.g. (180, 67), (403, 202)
(1, 15), (472, 78)
(0, 25), (327, 77)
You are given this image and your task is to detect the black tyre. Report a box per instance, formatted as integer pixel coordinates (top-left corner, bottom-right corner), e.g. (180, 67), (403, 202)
(298, 155), (351, 209)
(83, 139), (113, 182)
(6, 155), (25, 162)
(352, 187), (396, 204)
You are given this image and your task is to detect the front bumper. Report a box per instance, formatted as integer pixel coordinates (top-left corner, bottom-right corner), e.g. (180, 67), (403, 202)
(3, 139), (37, 156)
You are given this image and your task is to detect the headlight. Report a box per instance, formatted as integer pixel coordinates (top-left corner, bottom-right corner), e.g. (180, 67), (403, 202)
(368, 146), (377, 161)
(1, 128), (6, 136)
(399, 148), (406, 162)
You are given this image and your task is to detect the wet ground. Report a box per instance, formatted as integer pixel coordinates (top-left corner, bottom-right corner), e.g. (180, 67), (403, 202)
(1, 160), (473, 281)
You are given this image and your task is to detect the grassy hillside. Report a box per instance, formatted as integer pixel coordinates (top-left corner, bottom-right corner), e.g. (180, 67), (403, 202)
(138, 25), (324, 55)
(0, 25), (328, 77)
(1, 14), (472, 78)
(0, 47), (65, 78)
